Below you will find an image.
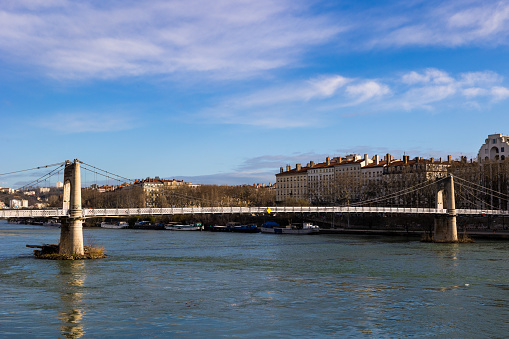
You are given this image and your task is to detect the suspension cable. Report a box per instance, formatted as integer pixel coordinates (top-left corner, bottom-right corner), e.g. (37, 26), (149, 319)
(80, 165), (131, 185)
(79, 161), (133, 182)
(455, 178), (509, 202)
(454, 176), (509, 200)
(349, 176), (447, 207)
(17, 164), (65, 191)
(0, 162), (65, 177)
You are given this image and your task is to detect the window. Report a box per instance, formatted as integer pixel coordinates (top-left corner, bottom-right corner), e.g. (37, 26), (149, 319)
(493, 139), (497, 144)
(502, 147), (505, 152)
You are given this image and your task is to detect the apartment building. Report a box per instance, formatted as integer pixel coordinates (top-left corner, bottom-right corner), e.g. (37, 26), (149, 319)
(276, 153), (453, 204)
(477, 134), (509, 162)
(276, 164), (310, 202)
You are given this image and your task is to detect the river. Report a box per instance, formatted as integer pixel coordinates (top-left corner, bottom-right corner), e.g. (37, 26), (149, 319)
(1, 220), (508, 338)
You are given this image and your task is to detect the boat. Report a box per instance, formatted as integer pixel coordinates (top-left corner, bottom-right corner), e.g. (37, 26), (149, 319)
(261, 222), (319, 234)
(209, 222), (259, 233)
(43, 220), (61, 227)
(209, 225), (230, 232)
(101, 221), (129, 229)
(132, 221), (164, 230)
(230, 224), (260, 233)
(165, 223), (203, 231)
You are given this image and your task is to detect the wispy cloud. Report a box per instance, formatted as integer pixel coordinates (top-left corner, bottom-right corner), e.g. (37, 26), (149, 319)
(199, 68), (509, 127)
(37, 112), (136, 133)
(395, 68), (509, 110)
(367, 0), (509, 48)
(0, 0), (341, 80)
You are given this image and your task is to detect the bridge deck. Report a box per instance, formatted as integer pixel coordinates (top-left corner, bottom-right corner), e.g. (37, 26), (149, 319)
(1, 207), (509, 218)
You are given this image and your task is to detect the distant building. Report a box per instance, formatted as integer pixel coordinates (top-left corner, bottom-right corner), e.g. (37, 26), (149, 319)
(478, 134), (509, 162)
(10, 199), (28, 208)
(133, 177), (200, 207)
(56, 181), (64, 188)
(0, 187), (15, 194)
(276, 153), (453, 204)
(38, 187), (51, 194)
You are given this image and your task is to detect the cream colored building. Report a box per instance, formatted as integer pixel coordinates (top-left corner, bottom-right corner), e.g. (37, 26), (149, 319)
(276, 164), (309, 202)
(477, 134), (509, 162)
(275, 153), (454, 204)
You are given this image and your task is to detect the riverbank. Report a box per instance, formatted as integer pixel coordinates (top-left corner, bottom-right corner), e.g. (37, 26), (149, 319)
(320, 228), (509, 240)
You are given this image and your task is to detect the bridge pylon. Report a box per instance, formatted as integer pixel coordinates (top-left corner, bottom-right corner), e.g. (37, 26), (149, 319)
(59, 159), (84, 256)
(434, 175), (458, 242)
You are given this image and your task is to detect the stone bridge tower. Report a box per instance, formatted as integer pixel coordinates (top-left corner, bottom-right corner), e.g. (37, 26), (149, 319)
(434, 175), (458, 242)
(59, 159), (84, 255)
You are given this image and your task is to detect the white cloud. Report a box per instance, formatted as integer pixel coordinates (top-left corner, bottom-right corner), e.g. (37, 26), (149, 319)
(306, 75), (351, 99)
(491, 86), (509, 101)
(199, 68), (509, 128)
(0, 0), (342, 80)
(38, 112), (136, 133)
(345, 81), (390, 104)
(462, 87), (488, 97)
(402, 69), (454, 85)
(367, 1), (509, 48)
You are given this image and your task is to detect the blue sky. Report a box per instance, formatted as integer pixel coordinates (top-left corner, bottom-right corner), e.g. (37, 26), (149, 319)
(1, 0), (509, 188)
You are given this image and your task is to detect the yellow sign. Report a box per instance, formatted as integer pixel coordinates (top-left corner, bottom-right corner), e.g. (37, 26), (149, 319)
(266, 208), (272, 214)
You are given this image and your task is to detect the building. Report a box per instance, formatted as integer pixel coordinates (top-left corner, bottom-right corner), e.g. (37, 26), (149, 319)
(9, 199), (28, 208)
(56, 181), (64, 188)
(477, 134), (509, 162)
(38, 187), (51, 194)
(276, 153), (454, 205)
(133, 177), (199, 207)
(276, 164), (310, 202)
(276, 154), (377, 203)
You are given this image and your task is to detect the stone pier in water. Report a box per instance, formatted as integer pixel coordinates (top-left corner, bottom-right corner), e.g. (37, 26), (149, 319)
(434, 175), (458, 242)
(59, 159), (84, 256)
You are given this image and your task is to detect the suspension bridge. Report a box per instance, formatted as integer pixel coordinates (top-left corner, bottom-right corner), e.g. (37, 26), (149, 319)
(2, 159), (509, 254)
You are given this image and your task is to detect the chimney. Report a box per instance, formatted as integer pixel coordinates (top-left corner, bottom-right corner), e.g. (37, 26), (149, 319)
(296, 163), (302, 171)
(374, 154), (380, 165)
(440, 157), (443, 163)
(326, 157), (330, 166)
(338, 157), (342, 163)
(430, 157), (434, 163)
(280, 166), (284, 173)
(447, 155), (452, 163)
(286, 165), (291, 172)
(386, 153), (391, 165)
(364, 154), (369, 163)
(310, 161), (315, 167)
(404, 156), (408, 164)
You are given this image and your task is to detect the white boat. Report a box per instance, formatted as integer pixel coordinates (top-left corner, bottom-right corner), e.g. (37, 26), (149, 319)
(261, 222), (319, 235)
(165, 223), (203, 231)
(101, 221), (129, 229)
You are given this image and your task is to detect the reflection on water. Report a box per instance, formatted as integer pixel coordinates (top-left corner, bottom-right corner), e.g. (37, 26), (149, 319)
(57, 261), (85, 339)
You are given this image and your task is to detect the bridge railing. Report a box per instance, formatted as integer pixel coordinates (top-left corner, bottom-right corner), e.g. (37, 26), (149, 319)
(3, 207), (509, 218)
(0, 209), (67, 218)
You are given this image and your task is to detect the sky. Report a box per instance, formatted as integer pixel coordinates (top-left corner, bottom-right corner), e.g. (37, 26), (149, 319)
(1, 0), (509, 188)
